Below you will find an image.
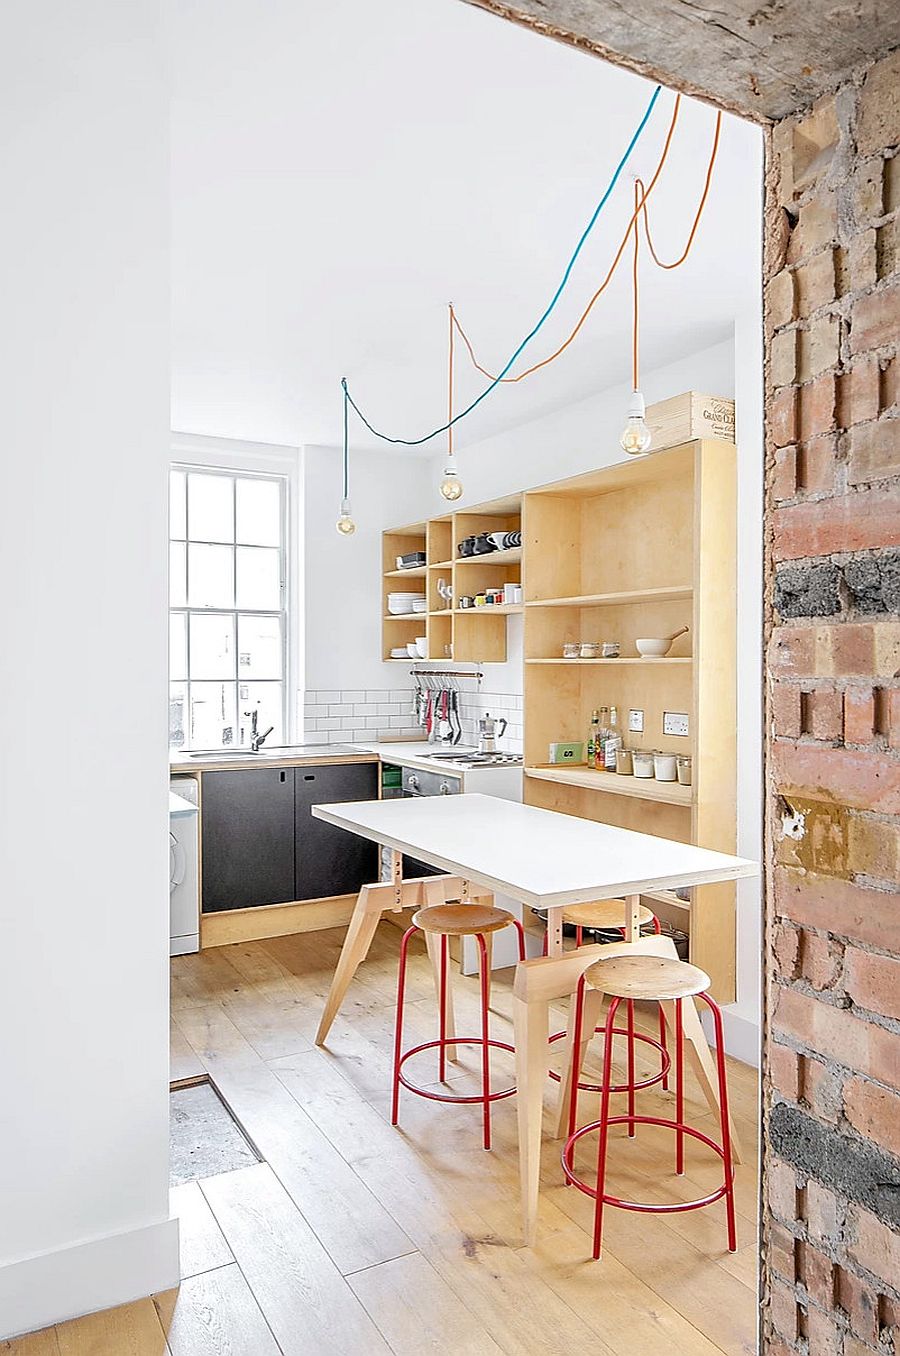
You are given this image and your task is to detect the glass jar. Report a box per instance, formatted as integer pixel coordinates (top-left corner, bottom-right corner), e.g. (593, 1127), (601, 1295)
(677, 755), (692, 785)
(579, 641), (601, 658)
(615, 748), (633, 775)
(632, 750), (654, 778)
(562, 642), (580, 659)
(653, 751), (678, 782)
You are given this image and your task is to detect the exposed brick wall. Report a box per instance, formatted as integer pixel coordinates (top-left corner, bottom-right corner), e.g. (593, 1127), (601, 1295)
(764, 47), (900, 1355)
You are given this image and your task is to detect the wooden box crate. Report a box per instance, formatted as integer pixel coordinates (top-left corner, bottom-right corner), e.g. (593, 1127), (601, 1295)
(647, 391), (735, 450)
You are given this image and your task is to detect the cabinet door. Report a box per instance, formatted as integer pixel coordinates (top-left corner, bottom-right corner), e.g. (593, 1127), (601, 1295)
(201, 768), (295, 912)
(295, 763), (379, 901)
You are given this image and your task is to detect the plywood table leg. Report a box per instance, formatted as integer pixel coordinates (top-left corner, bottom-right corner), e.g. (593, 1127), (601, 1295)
(546, 905), (564, 957)
(513, 990), (549, 1248)
(624, 892), (642, 944)
(315, 886), (387, 1046)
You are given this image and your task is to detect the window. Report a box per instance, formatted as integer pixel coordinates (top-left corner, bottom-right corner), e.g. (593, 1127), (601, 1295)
(169, 467), (288, 750)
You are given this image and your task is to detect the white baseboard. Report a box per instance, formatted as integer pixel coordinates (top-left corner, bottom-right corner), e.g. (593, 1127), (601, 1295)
(701, 1004), (761, 1068)
(0, 1216), (180, 1341)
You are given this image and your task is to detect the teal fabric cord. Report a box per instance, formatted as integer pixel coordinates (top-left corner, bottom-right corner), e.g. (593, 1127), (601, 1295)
(342, 83), (662, 447)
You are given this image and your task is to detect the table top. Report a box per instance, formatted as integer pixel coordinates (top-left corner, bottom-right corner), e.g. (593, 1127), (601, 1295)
(312, 793), (758, 908)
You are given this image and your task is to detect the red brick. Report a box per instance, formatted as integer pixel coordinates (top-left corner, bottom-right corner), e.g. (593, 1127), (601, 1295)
(775, 867), (900, 952)
(768, 1155), (799, 1220)
(797, 435), (836, 494)
(798, 374), (837, 440)
(848, 417), (900, 485)
(769, 627), (816, 677)
(882, 353), (900, 412)
(847, 814), (900, 883)
(788, 192), (838, 264)
(843, 688), (876, 745)
(800, 1054), (843, 1122)
(769, 1277), (800, 1343)
(799, 931), (843, 990)
(796, 250), (837, 314)
(769, 1219), (798, 1280)
(772, 445), (799, 502)
(835, 1266), (880, 1346)
(774, 921), (802, 979)
(804, 1306), (841, 1356)
(773, 742), (900, 815)
(845, 946), (900, 1020)
(772, 327), (799, 386)
(888, 689), (900, 750)
(772, 386), (799, 448)
(851, 279), (900, 355)
(772, 684), (802, 737)
(798, 314), (840, 381)
(838, 356), (881, 427)
(844, 1076), (900, 1158)
(770, 623), (900, 680)
(772, 484), (900, 560)
(768, 270), (797, 331)
(770, 1039), (801, 1101)
(801, 688), (842, 740)
(856, 49), (900, 157)
(852, 159), (886, 223)
(837, 231), (878, 295)
(772, 985), (900, 1091)
(849, 1204), (900, 1289)
(805, 1179), (843, 1245)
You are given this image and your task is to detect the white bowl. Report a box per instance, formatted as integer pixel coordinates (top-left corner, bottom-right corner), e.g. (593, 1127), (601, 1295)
(636, 637), (672, 657)
(415, 637), (427, 657)
(412, 599), (427, 613)
(406, 643), (419, 658)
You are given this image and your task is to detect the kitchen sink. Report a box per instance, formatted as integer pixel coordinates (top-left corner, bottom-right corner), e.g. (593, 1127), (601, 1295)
(186, 744), (347, 760)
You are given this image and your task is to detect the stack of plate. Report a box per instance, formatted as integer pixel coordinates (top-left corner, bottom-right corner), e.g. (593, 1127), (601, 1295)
(390, 647), (409, 658)
(387, 592), (426, 615)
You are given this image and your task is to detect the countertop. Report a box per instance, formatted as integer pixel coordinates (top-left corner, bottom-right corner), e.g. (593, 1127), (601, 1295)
(171, 744), (379, 774)
(351, 740), (483, 775)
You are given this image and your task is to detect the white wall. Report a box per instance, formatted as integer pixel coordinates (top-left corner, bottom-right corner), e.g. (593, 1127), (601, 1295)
(302, 445), (432, 697)
(0, 2), (177, 1337)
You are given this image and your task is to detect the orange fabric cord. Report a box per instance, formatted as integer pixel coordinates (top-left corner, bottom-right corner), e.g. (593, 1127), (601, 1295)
(453, 96), (722, 388)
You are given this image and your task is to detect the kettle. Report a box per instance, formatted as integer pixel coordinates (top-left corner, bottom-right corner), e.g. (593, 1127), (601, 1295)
(476, 712), (507, 754)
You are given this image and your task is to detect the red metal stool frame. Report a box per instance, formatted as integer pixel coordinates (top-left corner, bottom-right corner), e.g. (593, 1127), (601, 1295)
(544, 912), (671, 1102)
(562, 972), (737, 1259)
(391, 914), (526, 1150)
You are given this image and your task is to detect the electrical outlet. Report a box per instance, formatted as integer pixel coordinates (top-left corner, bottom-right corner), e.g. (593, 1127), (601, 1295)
(663, 711), (690, 737)
(628, 708), (644, 733)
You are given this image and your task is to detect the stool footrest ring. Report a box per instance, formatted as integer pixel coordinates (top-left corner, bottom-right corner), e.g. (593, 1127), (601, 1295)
(548, 1026), (670, 1094)
(562, 1114), (733, 1212)
(398, 1038), (517, 1106)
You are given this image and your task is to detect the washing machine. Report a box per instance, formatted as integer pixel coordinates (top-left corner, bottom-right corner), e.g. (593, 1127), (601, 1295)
(169, 779), (199, 955)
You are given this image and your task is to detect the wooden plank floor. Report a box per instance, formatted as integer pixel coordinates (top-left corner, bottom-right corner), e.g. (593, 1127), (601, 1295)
(7, 923), (759, 1356)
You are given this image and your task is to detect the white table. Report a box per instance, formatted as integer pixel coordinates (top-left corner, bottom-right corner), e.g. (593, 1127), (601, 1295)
(312, 793), (758, 1243)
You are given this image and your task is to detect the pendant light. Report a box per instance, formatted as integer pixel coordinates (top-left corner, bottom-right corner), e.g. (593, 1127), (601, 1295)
(439, 304), (463, 501)
(620, 181), (652, 456)
(336, 380), (356, 535)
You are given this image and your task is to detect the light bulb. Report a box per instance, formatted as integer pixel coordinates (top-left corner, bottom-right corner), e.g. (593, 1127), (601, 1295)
(620, 390), (652, 456)
(336, 496), (356, 535)
(439, 459), (463, 501)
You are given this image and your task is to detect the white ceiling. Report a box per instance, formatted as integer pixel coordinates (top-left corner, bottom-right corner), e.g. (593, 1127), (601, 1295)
(171, 0), (763, 452)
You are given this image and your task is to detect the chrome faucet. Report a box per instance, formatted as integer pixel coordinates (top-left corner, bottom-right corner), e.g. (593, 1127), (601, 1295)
(244, 708), (274, 753)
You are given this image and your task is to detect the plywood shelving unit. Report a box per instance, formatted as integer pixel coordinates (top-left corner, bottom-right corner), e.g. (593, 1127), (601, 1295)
(382, 498), (522, 663)
(381, 435), (737, 998)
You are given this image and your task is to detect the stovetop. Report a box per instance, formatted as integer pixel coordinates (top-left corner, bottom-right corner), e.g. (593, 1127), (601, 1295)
(424, 750), (523, 768)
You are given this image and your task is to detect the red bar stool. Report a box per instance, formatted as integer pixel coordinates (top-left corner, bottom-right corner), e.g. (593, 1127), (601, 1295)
(545, 901), (670, 1102)
(391, 901), (526, 1150)
(562, 954), (736, 1259)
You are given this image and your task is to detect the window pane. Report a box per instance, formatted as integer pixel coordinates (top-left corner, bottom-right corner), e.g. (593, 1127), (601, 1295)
(190, 613), (235, 680)
(238, 681), (284, 747)
(188, 472), (234, 543)
(238, 614), (282, 679)
(169, 614), (187, 681)
(236, 546), (281, 610)
(169, 470), (186, 539)
(169, 541), (186, 607)
(236, 478), (281, 546)
(169, 682), (187, 748)
(188, 543), (234, 608)
(190, 681), (237, 749)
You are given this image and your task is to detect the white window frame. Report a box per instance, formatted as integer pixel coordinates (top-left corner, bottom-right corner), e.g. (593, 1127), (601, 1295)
(170, 432), (301, 748)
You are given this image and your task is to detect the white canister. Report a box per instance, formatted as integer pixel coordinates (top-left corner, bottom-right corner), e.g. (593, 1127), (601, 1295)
(632, 751), (654, 779)
(653, 751), (678, 782)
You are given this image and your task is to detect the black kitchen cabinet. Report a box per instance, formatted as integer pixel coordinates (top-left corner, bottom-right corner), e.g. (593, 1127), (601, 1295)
(201, 767), (296, 912)
(294, 762), (379, 901)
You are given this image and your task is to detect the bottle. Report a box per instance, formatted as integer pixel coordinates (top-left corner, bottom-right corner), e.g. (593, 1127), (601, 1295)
(594, 706), (610, 769)
(587, 709), (600, 765)
(604, 705), (622, 772)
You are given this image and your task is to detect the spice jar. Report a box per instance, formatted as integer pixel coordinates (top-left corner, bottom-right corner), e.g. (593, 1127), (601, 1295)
(601, 641), (620, 658)
(653, 751), (677, 782)
(562, 642), (580, 659)
(615, 748), (633, 775)
(632, 750), (654, 779)
(677, 756), (692, 786)
(579, 641), (601, 658)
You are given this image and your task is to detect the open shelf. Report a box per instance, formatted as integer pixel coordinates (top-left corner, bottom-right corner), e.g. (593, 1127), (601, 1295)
(384, 566), (427, 579)
(453, 604), (523, 616)
(525, 764), (693, 807)
(525, 657), (692, 666)
(383, 613), (426, 622)
(428, 559), (454, 570)
(526, 585), (693, 608)
(456, 546), (522, 566)
(641, 888), (692, 913)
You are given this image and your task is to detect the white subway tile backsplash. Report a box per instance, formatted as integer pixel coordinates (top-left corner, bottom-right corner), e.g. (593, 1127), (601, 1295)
(299, 685), (523, 754)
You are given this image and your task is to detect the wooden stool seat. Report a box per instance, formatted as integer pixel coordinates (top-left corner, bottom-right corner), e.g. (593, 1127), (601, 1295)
(412, 902), (515, 936)
(562, 900), (655, 930)
(585, 955), (711, 1002)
